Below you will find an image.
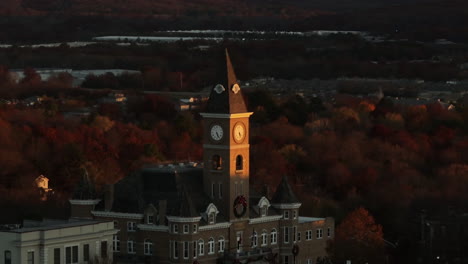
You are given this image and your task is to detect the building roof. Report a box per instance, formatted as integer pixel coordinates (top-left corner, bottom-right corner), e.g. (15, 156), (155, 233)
(109, 165), (210, 215)
(271, 176), (300, 204)
(0, 219), (111, 233)
(205, 49), (248, 114)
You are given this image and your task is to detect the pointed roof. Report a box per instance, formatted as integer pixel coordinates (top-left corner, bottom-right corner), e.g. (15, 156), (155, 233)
(205, 49), (248, 114)
(72, 168), (96, 200)
(169, 187), (199, 217)
(271, 176), (300, 204)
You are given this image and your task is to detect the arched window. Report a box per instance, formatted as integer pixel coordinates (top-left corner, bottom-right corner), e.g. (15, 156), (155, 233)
(4, 250), (11, 264)
(208, 238), (215, 254)
(271, 229), (277, 245)
(251, 231), (258, 248)
(261, 230), (268, 246)
(144, 239), (153, 255)
(218, 237), (225, 253)
(236, 155), (243, 170)
(198, 239), (204, 256)
(212, 155), (222, 170)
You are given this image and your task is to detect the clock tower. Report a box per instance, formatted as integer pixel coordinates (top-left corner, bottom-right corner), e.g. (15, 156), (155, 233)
(200, 50), (253, 222)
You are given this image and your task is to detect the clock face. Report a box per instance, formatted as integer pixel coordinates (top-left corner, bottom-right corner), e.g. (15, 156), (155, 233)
(210, 125), (224, 141)
(233, 123), (246, 143)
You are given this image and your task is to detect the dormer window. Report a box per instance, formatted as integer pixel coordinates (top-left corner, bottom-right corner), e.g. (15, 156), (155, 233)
(147, 214), (154, 224)
(205, 203), (219, 225)
(236, 155), (243, 171)
(208, 213), (216, 224)
(212, 155), (222, 170)
(257, 196), (271, 217)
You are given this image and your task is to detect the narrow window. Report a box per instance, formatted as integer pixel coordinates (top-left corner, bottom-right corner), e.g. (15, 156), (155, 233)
(218, 237), (225, 252)
(53, 248), (60, 264)
(113, 235), (120, 252)
(198, 239), (204, 256)
(84, 244), (90, 261)
(144, 239), (153, 255)
(193, 224), (197, 233)
(251, 232), (258, 248)
(212, 155), (222, 170)
(183, 241), (189, 259)
(236, 155), (243, 170)
(101, 241), (107, 259)
(173, 241), (178, 259)
(218, 183), (223, 198)
(271, 229), (277, 244)
(5, 250), (12, 264)
(183, 224), (189, 234)
(327, 227), (331, 238)
(211, 183), (215, 198)
(208, 238), (215, 254)
(284, 211), (289, 219)
(127, 241), (136, 254)
(27, 251), (34, 264)
(193, 241), (197, 258)
(284, 227), (290, 244)
(147, 214), (154, 224)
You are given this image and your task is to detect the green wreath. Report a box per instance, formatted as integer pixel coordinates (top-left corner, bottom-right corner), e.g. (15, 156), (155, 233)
(233, 195), (247, 218)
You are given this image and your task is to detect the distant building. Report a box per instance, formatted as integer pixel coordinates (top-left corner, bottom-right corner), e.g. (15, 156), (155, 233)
(69, 50), (334, 264)
(34, 175), (53, 201)
(0, 218), (117, 264)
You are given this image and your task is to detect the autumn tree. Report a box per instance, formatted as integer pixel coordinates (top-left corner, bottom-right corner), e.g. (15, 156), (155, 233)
(327, 207), (386, 264)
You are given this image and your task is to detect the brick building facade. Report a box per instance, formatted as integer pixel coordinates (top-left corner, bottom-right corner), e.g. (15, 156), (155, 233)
(69, 50), (334, 264)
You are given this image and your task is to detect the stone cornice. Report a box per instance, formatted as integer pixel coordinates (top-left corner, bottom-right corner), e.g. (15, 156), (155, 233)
(69, 199), (101, 205)
(200, 112), (253, 119)
(167, 216), (202, 223)
(249, 215), (282, 224)
(137, 224), (169, 232)
(203, 144), (250, 150)
(271, 203), (302, 209)
(198, 222), (231, 231)
(91, 211), (144, 219)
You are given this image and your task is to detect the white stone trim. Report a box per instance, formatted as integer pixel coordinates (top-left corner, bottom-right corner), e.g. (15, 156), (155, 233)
(200, 112), (253, 119)
(167, 216), (202, 223)
(69, 199), (101, 205)
(137, 224), (169, 232)
(91, 211), (144, 219)
(271, 203), (302, 209)
(203, 144), (250, 150)
(249, 215), (282, 224)
(198, 222), (231, 231)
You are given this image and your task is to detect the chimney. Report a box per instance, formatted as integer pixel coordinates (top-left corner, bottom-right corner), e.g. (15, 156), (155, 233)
(159, 200), (167, 225)
(263, 184), (270, 199)
(104, 184), (114, 212)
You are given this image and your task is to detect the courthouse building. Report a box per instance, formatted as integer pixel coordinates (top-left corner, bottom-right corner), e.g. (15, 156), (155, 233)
(69, 51), (334, 264)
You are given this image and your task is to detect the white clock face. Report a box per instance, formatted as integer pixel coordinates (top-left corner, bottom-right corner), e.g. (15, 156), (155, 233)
(210, 125), (223, 141)
(233, 123), (246, 142)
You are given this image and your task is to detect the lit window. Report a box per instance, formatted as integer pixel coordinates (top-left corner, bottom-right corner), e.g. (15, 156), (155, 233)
(127, 241), (136, 254)
(208, 238), (215, 254)
(271, 229), (277, 244)
(218, 237), (225, 252)
(113, 235), (120, 252)
(144, 239), (153, 255)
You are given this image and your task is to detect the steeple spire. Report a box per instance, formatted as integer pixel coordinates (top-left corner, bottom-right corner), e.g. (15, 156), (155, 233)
(205, 49), (247, 114)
